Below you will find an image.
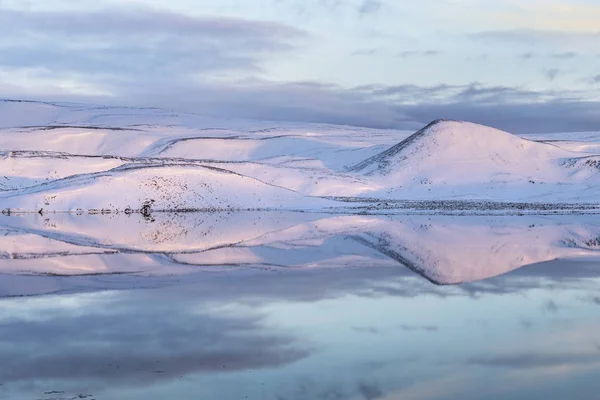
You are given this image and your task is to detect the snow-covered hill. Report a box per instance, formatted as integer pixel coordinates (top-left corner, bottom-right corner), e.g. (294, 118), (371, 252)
(351, 119), (570, 176)
(1, 100), (600, 212)
(0, 164), (334, 213)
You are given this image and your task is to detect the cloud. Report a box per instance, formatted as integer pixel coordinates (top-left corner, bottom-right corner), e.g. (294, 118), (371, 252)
(1, 4), (599, 134)
(551, 51), (578, 59)
(592, 75), (600, 83)
(13, 78), (600, 134)
(276, 0), (382, 17)
(390, 92), (600, 134)
(543, 299), (559, 313)
(352, 48), (379, 56)
(0, 8), (301, 38)
(397, 50), (440, 58)
(358, 0), (383, 15)
(519, 52), (579, 60)
(518, 52), (535, 60)
(489, 1), (600, 33)
(1, 5), (599, 136)
(470, 29), (600, 47)
(467, 54), (489, 61)
(544, 68), (561, 81)
(355, 81), (569, 104)
(0, 7), (305, 88)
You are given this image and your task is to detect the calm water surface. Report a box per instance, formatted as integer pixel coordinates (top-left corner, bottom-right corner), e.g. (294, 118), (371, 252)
(1, 213), (600, 400)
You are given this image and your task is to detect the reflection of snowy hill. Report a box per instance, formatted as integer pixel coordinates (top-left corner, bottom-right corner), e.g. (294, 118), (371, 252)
(2, 214), (600, 290)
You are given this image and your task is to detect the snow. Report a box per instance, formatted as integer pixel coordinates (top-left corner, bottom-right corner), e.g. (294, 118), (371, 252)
(0, 164), (334, 213)
(1, 97), (599, 292)
(1, 101), (599, 213)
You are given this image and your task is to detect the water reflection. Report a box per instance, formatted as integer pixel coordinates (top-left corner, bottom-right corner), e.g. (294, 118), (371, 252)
(0, 213), (600, 399)
(1, 213), (600, 295)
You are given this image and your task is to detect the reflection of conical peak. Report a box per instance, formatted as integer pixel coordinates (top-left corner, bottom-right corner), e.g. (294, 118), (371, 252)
(231, 215), (600, 284)
(349, 217), (600, 284)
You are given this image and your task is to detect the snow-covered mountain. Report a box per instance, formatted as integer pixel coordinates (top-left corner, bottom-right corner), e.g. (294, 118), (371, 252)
(1, 99), (600, 213)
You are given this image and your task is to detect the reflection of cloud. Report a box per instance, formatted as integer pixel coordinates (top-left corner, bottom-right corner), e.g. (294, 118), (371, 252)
(581, 296), (600, 306)
(461, 259), (600, 296)
(399, 325), (438, 332)
(358, 381), (384, 399)
(2, 236), (600, 400)
(379, 372), (470, 400)
(468, 352), (600, 369)
(354, 326), (380, 334)
(0, 290), (309, 389)
(276, 378), (348, 400)
(520, 319), (533, 329)
(275, 379), (385, 400)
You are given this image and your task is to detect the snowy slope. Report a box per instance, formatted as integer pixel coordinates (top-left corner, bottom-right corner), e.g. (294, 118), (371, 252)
(0, 164), (334, 213)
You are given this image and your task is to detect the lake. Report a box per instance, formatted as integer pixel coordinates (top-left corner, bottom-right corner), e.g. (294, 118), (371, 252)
(1, 212), (600, 400)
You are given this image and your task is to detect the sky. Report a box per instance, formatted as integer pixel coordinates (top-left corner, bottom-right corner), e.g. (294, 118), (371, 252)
(1, 0), (600, 132)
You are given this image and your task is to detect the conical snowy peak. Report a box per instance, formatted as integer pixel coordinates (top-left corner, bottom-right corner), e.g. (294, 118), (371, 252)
(350, 120), (570, 176)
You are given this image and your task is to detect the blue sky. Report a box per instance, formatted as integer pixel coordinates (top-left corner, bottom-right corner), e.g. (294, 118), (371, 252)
(1, 0), (599, 132)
